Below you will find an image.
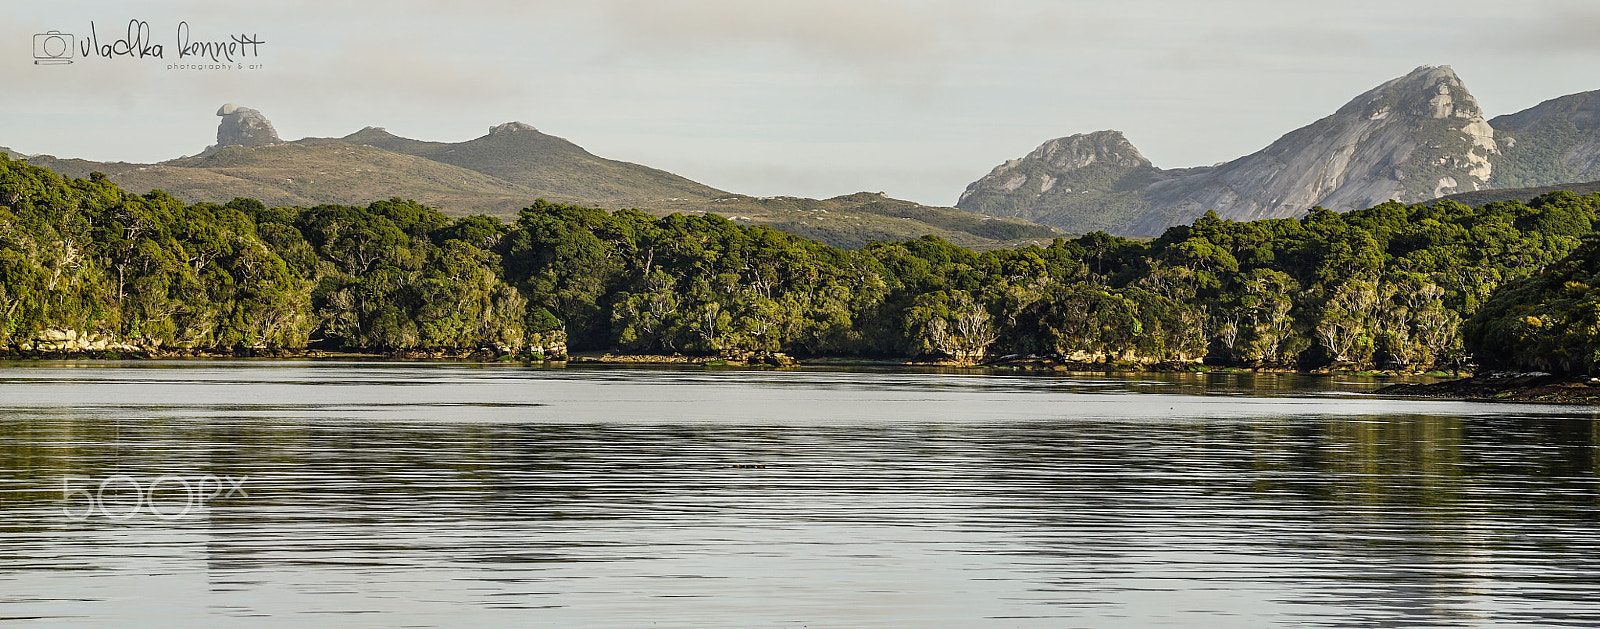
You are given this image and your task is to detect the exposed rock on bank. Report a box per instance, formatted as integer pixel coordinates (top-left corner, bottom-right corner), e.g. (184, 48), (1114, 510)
(4, 328), (568, 362)
(571, 351), (798, 367)
(1377, 372), (1600, 404)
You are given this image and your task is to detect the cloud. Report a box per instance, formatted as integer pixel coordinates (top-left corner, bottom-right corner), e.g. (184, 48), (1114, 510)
(591, 0), (940, 62)
(1501, 2), (1600, 53)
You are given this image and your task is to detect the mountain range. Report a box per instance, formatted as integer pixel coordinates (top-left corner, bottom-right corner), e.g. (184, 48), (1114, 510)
(8, 66), (1600, 245)
(956, 66), (1600, 235)
(0, 108), (1059, 250)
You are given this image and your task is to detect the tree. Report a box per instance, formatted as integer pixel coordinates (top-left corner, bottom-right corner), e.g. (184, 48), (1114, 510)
(1315, 277), (1383, 364)
(904, 290), (996, 362)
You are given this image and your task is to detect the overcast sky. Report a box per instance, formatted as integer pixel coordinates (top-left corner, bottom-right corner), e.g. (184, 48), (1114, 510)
(4, 1), (1599, 206)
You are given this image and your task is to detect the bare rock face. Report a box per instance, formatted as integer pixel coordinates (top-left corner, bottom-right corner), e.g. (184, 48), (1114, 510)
(958, 66), (1503, 236)
(961, 130), (1152, 201)
(956, 131), (1162, 233)
(214, 103), (280, 149)
(488, 121), (538, 135)
(1132, 65), (1498, 233)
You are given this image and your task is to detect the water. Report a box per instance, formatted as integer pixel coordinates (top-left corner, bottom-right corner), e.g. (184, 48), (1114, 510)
(1, 362), (1597, 627)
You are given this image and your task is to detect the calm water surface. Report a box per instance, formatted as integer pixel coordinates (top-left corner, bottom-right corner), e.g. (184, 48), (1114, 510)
(1, 362), (1597, 628)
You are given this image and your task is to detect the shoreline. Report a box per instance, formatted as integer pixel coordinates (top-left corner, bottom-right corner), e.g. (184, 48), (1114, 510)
(0, 347), (1464, 377)
(29, 349), (1598, 403)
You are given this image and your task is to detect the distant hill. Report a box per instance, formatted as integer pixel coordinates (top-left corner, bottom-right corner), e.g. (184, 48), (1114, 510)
(25, 140), (549, 215)
(645, 192), (1063, 250)
(340, 123), (725, 203)
(1440, 180), (1600, 206)
(1490, 90), (1600, 189)
(4, 109), (1060, 250)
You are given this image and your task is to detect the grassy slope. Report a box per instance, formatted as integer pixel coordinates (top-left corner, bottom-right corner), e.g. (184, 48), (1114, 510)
(341, 125), (726, 202)
(165, 140), (552, 213)
(639, 193), (1065, 250)
(25, 141), (561, 215)
(1489, 90), (1600, 189)
(26, 155), (313, 208)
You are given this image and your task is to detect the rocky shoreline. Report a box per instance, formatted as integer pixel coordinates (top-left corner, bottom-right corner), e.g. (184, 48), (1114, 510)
(1376, 373), (1600, 404)
(569, 352), (797, 367)
(0, 346), (1457, 377)
(0, 347), (562, 362)
(2, 328), (571, 362)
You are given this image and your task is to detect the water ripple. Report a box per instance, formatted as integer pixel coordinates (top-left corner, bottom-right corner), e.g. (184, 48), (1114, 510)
(0, 362), (1596, 628)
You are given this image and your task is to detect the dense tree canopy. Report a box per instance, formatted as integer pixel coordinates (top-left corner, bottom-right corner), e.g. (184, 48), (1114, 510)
(1465, 238), (1600, 375)
(3, 153), (1599, 370)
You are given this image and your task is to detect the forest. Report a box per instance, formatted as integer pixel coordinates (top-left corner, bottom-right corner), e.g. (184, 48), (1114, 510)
(2, 153), (1598, 373)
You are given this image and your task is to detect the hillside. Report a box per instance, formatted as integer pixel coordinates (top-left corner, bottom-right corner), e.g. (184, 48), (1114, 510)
(1135, 65), (1496, 232)
(960, 66), (1502, 236)
(954, 130), (1159, 234)
(1490, 90), (1600, 189)
(1466, 229), (1600, 375)
(644, 192), (1064, 250)
(340, 123), (726, 202)
(1441, 179), (1600, 206)
(26, 141), (551, 215)
(164, 140), (549, 213)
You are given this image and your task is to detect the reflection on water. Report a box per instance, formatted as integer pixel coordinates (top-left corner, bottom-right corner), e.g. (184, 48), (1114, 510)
(0, 362), (1596, 628)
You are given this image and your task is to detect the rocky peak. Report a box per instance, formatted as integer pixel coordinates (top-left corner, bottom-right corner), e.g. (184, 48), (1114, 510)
(1344, 65), (1483, 121)
(956, 130), (1160, 225)
(962, 130), (1152, 203)
(342, 126), (401, 143)
(1128, 65), (1499, 231)
(828, 191), (893, 203)
(489, 122), (538, 136)
(1021, 130), (1152, 172)
(213, 103), (280, 150)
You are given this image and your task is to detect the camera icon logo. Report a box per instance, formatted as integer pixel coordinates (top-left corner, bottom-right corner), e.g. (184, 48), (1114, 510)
(34, 31), (75, 65)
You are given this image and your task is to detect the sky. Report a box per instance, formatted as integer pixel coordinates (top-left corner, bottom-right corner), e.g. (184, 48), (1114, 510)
(3, 0), (1600, 207)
